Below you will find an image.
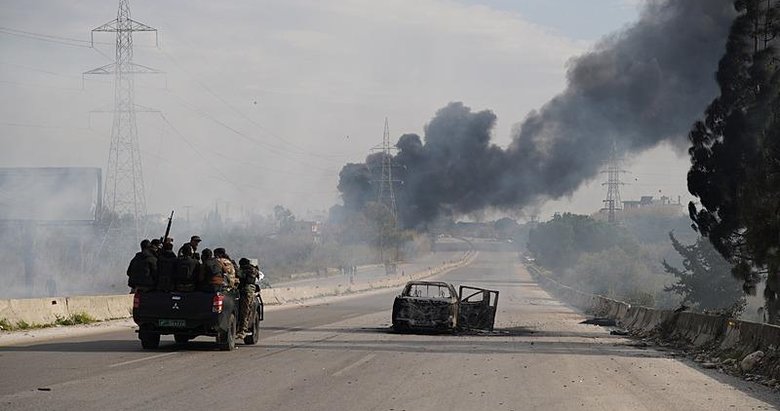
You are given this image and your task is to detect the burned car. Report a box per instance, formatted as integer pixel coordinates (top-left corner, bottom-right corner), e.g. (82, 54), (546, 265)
(391, 281), (499, 332)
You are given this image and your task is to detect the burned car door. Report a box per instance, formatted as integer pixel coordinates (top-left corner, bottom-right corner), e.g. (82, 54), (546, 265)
(457, 286), (499, 331)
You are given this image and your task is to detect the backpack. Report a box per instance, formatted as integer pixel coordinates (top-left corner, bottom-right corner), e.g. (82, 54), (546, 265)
(217, 258), (238, 287)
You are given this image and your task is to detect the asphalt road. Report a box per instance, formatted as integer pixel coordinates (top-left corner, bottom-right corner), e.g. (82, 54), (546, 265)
(1, 250), (779, 411)
(272, 244), (467, 290)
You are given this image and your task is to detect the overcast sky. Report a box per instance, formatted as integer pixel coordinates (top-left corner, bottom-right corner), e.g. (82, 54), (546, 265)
(0, 0), (692, 222)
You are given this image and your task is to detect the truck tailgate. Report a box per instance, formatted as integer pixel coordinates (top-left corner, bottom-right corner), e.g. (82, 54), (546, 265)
(135, 291), (215, 320)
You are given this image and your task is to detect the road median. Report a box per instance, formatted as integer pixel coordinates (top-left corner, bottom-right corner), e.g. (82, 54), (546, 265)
(0, 249), (477, 330)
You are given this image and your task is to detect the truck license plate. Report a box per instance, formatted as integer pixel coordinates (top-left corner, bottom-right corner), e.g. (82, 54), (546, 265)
(158, 319), (186, 327)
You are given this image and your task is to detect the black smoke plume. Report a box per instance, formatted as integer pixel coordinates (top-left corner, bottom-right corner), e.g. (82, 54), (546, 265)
(338, 0), (736, 228)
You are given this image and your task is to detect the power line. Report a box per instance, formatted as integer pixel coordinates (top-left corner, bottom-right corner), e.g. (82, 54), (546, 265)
(0, 27), (92, 48)
(162, 89), (340, 174)
(157, 112), (335, 180)
(0, 121), (92, 131)
(0, 26), (157, 49)
(0, 61), (82, 79)
(158, 47), (350, 163)
(157, 112), (243, 191)
(1, 25), (355, 168)
(1, 22), (343, 197)
(159, 112), (337, 196)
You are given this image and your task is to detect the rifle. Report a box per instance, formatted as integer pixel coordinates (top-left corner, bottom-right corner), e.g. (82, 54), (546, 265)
(162, 210), (174, 244)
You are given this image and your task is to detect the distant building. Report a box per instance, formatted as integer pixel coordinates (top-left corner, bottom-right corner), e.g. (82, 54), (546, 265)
(594, 195), (684, 221)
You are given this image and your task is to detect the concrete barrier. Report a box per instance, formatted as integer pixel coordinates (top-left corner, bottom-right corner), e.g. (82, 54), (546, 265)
(0, 294), (134, 327)
(0, 250), (478, 328)
(528, 263), (780, 358)
(0, 297), (69, 326)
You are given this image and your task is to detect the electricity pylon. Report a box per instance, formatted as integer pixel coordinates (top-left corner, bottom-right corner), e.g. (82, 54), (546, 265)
(377, 118), (399, 220)
(601, 142), (627, 224)
(84, 0), (160, 241)
(371, 118), (401, 268)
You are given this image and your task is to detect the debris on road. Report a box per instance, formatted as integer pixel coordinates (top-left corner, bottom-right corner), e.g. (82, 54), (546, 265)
(580, 317), (617, 327)
(740, 351), (765, 373)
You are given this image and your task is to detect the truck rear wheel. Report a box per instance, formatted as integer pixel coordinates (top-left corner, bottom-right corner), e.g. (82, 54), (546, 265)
(218, 314), (236, 351)
(244, 314), (260, 345)
(140, 332), (160, 349)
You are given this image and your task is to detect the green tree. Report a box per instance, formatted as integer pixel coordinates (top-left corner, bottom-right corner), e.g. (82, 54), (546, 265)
(527, 213), (635, 272)
(687, 0), (780, 322)
(570, 246), (657, 305)
(662, 233), (746, 314)
(363, 202), (409, 263)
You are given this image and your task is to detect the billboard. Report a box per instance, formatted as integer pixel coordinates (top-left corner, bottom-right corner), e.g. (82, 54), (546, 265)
(0, 167), (102, 222)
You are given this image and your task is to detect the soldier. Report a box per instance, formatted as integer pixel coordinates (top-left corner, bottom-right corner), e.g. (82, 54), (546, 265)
(178, 235), (202, 260)
(199, 248), (224, 291)
(174, 244), (199, 291)
(237, 258), (260, 338)
(127, 239), (158, 292)
(150, 238), (163, 257)
(156, 242), (177, 291)
(214, 247), (238, 288)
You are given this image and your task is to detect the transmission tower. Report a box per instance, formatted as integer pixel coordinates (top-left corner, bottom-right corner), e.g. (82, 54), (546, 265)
(85, 0), (159, 240)
(377, 118), (399, 220)
(601, 142), (627, 224)
(370, 118), (401, 267)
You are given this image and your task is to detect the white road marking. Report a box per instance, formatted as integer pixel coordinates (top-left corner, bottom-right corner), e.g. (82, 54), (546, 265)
(331, 353), (376, 377)
(108, 352), (178, 368)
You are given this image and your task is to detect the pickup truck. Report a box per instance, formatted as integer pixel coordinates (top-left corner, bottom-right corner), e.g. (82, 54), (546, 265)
(132, 288), (263, 351)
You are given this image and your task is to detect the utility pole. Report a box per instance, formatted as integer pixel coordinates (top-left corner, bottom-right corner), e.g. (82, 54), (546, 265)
(601, 142), (626, 224)
(84, 0), (160, 241)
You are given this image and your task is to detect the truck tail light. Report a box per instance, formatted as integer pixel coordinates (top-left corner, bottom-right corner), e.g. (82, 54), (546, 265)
(212, 294), (224, 313)
(133, 293), (141, 309)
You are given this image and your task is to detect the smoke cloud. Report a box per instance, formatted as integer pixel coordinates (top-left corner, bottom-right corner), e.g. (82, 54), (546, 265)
(337, 0), (736, 227)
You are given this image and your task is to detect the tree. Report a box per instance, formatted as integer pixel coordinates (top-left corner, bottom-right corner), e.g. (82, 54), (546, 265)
(663, 233), (746, 315)
(527, 213), (635, 272)
(363, 202), (409, 263)
(494, 217), (520, 240)
(273, 205), (295, 234)
(687, 0), (780, 322)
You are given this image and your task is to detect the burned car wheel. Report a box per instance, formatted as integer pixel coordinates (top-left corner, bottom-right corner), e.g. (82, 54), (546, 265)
(392, 320), (410, 332)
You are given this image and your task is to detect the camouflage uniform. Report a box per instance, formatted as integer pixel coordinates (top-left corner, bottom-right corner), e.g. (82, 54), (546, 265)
(237, 260), (260, 336)
(216, 257), (238, 288)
